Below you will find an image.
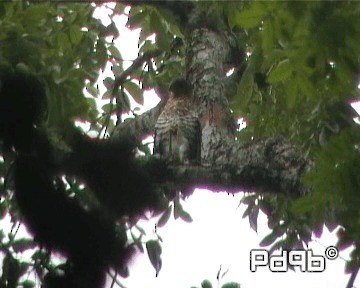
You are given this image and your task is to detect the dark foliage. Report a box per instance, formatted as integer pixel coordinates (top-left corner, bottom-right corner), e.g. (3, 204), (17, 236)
(0, 69), (164, 287)
(14, 155), (135, 288)
(0, 67), (46, 153)
(63, 127), (162, 218)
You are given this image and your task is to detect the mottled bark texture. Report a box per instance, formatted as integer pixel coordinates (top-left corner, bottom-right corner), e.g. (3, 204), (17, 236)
(112, 4), (313, 197)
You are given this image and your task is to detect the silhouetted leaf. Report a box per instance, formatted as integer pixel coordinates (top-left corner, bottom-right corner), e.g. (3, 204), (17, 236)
(157, 205), (173, 228)
(249, 205), (259, 232)
(201, 279), (213, 288)
(221, 282), (241, 288)
(108, 45), (122, 60)
(260, 231), (279, 247)
(12, 238), (36, 253)
(232, 3), (268, 28)
(146, 240), (162, 276)
(124, 81), (144, 105)
(179, 209), (193, 223)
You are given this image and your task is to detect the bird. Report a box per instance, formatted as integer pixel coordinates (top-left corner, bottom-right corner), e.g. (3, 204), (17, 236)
(154, 78), (201, 164)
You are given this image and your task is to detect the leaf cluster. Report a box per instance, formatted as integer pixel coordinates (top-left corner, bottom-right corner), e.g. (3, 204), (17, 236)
(230, 1), (360, 269)
(232, 2), (360, 153)
(0, 1), (111, 128)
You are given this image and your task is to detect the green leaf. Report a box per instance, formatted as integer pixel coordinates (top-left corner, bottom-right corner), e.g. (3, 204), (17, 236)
(268, 59), (292, 83)
(102, 102), (114, 114)
(69, 25), (82, 45)
(259, 200), (273, 216)
(221, 282), (241, 288)
(12, 238), (36, 253)
(103, 77), (114, 90)
(57, 32), (71, 51)
(124, 81), (143, 105)
(149, 11), (165, 34)
(232, 3), (268, 28)
(21, 280), (36, 288)
(85, 98), (97, 115)
(236, 66), (254, 108)
(240, 194), (256, 205)
(201, 280), (213, 288)
(249, 205), (259, 232)
(135, 224), (146, 236)
(108, 45), (122, 60)
(111, 64), (122, 76)
(2, 254), (21, 287)
(152, 6), (182, 37)
(156, 33), (171, 52)
(157, 205), (172, 228)
(242, 204), (252, 219)
(259, 231), (279, 247)
(23, 4), (50, 27)
(85, 84), (99, 98)
(139, 39), (158, 54)
(95, 38), (108, 70)
(139, 25), (153, 44)
(269, 238), (288, 255)
(261, 20), (275, 53)
(173, 196), (182, 220)
(283, 78), (299, 109)
(146, 240), (162, 276)
(127, 9), (148, 29)
(178, 209), (193, 223)
(103, 22), (119, 38)
(0, 201), (7, 220)
(119, 90), (131, 113)
(291, 195), (318, 214)
(102, 90), (113, 100)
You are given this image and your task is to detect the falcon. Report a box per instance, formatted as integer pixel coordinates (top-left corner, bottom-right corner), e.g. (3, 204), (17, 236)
(154, 79), (201, 164)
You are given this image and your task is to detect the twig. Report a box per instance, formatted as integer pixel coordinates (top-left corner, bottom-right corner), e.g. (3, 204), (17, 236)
(112, 50), (162, 93)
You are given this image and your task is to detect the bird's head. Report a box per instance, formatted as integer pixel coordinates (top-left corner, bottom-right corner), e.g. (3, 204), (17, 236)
(169, 78), (192, 99)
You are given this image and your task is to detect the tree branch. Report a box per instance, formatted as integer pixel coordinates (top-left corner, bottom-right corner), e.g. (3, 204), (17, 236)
(111, 99), (165, 145)
(158, 137), (312, 197)
(112, 50), (162, 93)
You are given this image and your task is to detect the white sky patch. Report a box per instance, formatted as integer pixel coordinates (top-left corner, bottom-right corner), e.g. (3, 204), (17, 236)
(226, 67), (235, 77)
(351, 101), (360, 116)
(237, 117), (247, 131)
(328, 61), (336, 68)
(120, 190), (353, 288)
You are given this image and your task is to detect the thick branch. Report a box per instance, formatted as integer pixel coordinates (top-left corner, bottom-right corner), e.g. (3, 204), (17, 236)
(112, 99), (165, 144)
(158, 137), (312, 197)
